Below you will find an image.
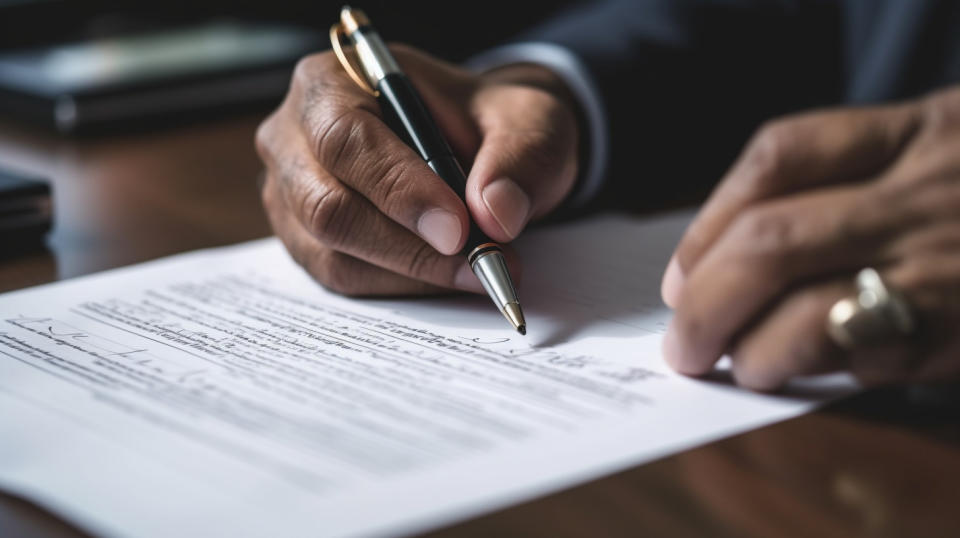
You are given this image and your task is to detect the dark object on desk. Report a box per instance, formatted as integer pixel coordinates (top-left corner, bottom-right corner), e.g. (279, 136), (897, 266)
(0, 22), (323, 134)
(0, 167), (51, 255)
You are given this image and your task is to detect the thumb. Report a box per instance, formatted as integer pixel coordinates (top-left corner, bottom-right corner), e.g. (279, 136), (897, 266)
(465, 85), (579, 242)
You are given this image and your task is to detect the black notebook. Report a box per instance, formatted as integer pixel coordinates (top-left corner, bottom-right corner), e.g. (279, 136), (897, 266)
(0, 22), (322, 135)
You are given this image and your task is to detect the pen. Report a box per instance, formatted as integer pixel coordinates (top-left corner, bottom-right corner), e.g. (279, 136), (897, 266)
(331, 6), (526, 335)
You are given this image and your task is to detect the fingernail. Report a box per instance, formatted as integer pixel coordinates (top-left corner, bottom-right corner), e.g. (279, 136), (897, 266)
(417, 209), (462, 255)
(454, 263), (485, 293)
(481, 177), (530, 240)
(661, 255), (685, 308)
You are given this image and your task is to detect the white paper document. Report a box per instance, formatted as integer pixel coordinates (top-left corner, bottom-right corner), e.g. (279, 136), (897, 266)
(0, 211), (853, 537)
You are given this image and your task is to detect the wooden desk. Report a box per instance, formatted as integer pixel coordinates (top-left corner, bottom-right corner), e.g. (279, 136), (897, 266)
(1, 118), (958, 537)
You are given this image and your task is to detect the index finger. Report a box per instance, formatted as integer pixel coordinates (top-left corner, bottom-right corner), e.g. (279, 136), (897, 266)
(664, 103), (920, 306)
(294, 53), (470, 256)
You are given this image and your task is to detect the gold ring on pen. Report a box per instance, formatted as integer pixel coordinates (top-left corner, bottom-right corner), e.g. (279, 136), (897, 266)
(329, 23), (379, 97)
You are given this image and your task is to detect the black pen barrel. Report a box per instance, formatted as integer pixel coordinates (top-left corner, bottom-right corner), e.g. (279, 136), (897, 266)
(376, 73), (495, 255)
(377, 74), (451, 166)
(343, 7), (523, 332)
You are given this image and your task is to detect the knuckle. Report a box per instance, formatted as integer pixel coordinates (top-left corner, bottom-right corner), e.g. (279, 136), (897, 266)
(486, 124), (574, 185)
(313, 107), (369, 172)
(745, 120), (802, 181)
(254, 113), (279, 162)
(729, 206), (796, 261)
(303, 184), (354, 246)
(311, 107), (416, 212)
(371, 157), (411, 210)
(519, 127), (565, 166)
(292, 53), (335, 89)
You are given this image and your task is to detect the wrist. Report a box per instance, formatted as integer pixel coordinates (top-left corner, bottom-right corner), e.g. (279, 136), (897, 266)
(479, 63), (581, 121)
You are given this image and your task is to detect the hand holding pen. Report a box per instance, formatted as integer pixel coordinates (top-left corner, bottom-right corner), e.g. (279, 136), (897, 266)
(255, 6), (580, 330)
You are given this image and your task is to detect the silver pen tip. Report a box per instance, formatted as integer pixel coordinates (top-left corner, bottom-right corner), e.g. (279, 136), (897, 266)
(502, 302), (526, 335)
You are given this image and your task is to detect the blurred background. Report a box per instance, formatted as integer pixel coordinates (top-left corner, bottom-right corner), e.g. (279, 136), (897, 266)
(0, 0), (579, 134)
(0, 0), (581, 285)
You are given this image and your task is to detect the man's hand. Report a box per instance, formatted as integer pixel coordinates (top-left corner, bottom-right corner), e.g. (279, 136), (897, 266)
(255, 45), (579, 296)
(661, 86), (960, 390)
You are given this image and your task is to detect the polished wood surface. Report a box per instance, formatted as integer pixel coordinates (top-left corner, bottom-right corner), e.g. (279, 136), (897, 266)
(1, 118), (958, 537)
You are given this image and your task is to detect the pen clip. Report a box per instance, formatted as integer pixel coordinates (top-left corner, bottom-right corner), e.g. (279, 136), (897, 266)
(329, 23), (380, 97)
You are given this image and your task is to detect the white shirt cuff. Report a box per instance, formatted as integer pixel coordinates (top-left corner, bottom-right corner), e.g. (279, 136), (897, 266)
(466, 42), (609, 209)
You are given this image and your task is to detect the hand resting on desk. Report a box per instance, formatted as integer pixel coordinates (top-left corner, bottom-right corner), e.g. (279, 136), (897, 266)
(662, 86), (960, 391)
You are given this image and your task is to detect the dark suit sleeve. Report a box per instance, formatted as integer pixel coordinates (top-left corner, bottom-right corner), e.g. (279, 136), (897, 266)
(518, 0), (843, 210)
